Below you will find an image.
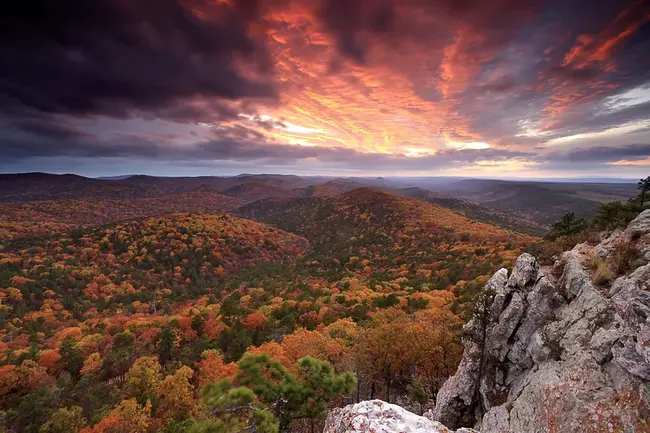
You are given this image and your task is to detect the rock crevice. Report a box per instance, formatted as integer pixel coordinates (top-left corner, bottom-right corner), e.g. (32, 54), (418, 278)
(433, 210), (650, 433)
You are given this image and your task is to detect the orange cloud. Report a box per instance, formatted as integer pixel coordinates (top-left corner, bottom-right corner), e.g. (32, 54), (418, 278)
(239, 1), (519, 157)
(540, 3), (650, 130)
(609, 157), (650, 166)
(563, 7), (650, 69)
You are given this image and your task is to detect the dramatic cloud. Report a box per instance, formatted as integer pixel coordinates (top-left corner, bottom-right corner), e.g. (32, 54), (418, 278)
(0, 0), (649, 177)
(0, 0), (275, 117)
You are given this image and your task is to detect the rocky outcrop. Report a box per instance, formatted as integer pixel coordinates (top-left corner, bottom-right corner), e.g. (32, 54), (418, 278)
(323, 400), (477, 433)
(433, 209), (650, 433)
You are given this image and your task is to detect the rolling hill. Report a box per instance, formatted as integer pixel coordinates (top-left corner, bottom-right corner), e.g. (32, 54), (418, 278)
(0, 179), (539, 433)
(392, 187), (545, 235)
(220, 182), (293, 202)
(0, 192), (244, 241)
(417, 178), (638, 226)
(1, 173), (638, 237)
(1, 213), (309, 316)
(237, 188), (532, 289)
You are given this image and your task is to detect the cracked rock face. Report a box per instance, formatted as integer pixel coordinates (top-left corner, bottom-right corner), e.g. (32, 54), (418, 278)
(433, 210), (650, 433)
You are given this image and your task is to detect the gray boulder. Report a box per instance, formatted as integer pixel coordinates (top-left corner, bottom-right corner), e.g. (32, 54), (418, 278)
(432, 213), (650, 433)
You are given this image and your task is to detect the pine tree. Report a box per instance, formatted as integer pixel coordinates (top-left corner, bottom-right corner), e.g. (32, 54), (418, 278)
(158, 328), (177, 364)
(545, 212), (588, 240)
(191, 354), (355, 433)
(638, 176), (650, 207)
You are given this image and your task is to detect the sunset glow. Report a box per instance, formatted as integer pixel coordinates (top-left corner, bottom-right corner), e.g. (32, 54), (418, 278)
(1, 0), (649, 177)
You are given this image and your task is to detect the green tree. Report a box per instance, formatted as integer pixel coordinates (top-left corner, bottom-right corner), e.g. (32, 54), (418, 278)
(12, 387), (55, 433)
(592, 200), (643, 230)
(545, 212), (588, 240)
(158, 327), (177, 364)
(407, 379), (428, 415)
(190, 383), (277, 433)
(39, 406), (86, 433)
(638, 176), (650, 207)
(59, 337), (83, 379)
(192, 354), (356, 433)
(105, 332), (135, 376)
(191, 315), (205, 337)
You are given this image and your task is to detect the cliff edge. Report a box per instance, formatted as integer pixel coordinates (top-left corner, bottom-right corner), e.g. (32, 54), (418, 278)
(325, 210), (650, 433)
(433, 209), (650, 432)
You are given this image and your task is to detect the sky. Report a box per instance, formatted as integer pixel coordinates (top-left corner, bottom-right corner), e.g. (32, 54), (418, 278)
(1, 0), (649, 178)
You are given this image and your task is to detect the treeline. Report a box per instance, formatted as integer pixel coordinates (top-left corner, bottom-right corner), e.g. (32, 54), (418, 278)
(531, 176), (649, 262)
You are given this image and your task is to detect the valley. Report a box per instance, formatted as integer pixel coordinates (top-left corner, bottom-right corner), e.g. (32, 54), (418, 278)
(0, 173), (645, 433)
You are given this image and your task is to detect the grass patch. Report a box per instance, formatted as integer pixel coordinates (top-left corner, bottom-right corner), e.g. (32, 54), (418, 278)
(593, 261), (614, 286)
(590, 254), (614, 286)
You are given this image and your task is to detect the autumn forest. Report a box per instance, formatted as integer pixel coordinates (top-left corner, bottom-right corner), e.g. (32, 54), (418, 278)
(1, 173), (645, 433)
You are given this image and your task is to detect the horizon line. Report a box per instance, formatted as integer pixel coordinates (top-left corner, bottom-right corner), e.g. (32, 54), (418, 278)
(0, 171), (641, 183)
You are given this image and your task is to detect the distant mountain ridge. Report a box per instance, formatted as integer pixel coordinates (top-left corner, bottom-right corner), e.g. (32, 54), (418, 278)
(0, 173), (638, 237)
(237, 187), (532, 249)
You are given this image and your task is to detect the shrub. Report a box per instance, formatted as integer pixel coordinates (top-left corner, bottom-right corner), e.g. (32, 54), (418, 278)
(592, 199), (645, 231)
(587, 253), (601, 271)
(525, 241), (563, 265)
(611, 240), (644, 276)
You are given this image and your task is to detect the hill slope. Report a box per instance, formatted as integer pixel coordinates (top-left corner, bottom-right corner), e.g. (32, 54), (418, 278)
(0, 192), (244, 241)
(393, 187), (545, 235)
(1, 213), (309, 317)
(220, 182), (292, 201)
(427, 179), (638, 226)
(239, 187), (529, 242)
(0, 173), (314, 203)
(238, 188), (532, 293)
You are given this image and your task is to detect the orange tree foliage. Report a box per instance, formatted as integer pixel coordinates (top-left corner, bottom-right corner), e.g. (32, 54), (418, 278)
(80, 399), (151, 433)
(353, 308), (463, 402)
(196, 350), (238, 389)
(124, 356), (162, 405)
(0, 192), (243, 241)
(0, 189), (533, 431)
(244, 310), (267, 330)
(155, 366), (196, 423)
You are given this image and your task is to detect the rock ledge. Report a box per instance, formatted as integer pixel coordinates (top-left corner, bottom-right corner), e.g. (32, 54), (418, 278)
(324, 400), (477, 433)
(433, 209), (650, 433)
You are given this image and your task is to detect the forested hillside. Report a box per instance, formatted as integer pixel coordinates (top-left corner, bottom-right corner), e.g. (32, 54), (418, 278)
(0, 178), (536, 432)
(1, 173), (643, 432)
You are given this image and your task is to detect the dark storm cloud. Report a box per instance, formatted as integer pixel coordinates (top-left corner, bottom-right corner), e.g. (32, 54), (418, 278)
(319, 0), (395, 62)
(532, 142), (650, 172)
(557, 101), (650, 137)
(0, 118), (531, 172)
(318, 0), (545, 64)
(150, 102), (241, 125)
(556, 144), (650, 163)
(0, 0), (649, 175)
(9, 118), (90, 141)
(0, 0), (275, 118)
(0, 128), (162, 160)
(452, 0), (650, 141)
